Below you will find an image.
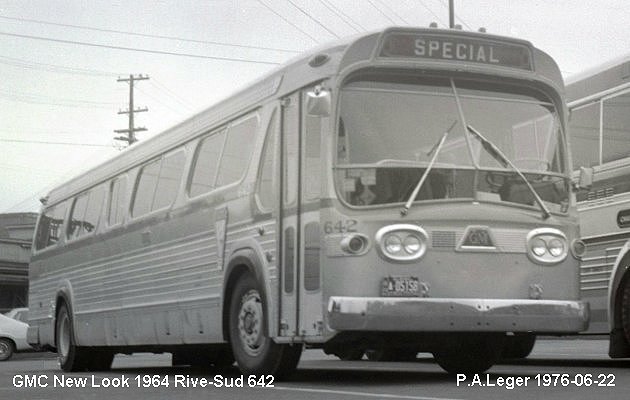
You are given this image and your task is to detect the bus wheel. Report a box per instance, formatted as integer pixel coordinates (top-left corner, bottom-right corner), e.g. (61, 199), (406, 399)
(501, 333), (536, 359)
(433, 334), (503, 374)
(334, 348), (364, 360)
(622, 277), (630, 343)
(366, 348), (417, 362)
(56, 303), (90, 371)
(0, 338), (15, 361)
(229, 274), (302, 378)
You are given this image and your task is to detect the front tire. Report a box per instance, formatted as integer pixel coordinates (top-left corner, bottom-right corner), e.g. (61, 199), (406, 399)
(228, 274), (302, 378)
(433, 334), (504, 374)
(502, 333), (536, 359)
(0, 338), (15, 361)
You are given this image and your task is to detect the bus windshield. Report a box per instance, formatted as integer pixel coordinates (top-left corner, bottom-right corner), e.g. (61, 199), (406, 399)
(336, 74), (569, 212)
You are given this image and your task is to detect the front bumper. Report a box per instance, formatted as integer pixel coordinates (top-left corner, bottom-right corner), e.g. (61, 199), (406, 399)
(327, 297), (589, 333)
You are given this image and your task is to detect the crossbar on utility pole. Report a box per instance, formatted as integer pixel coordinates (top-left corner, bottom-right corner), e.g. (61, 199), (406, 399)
(114, 74), (149, 145)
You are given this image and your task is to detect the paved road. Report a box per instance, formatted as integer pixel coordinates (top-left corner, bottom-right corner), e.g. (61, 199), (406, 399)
(1, 339), (628, 400)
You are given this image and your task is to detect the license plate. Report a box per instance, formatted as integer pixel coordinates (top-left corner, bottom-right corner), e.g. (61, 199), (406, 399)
(381, 276), (419, 297)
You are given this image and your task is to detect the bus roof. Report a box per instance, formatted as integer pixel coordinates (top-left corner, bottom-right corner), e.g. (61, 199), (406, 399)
(566, 53), (630, 103)
(41, 27), (563, 207)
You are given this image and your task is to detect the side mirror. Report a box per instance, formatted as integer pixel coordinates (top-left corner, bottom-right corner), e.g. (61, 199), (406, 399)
(576, 166), (593, 191)
(306, 86), (331, 117)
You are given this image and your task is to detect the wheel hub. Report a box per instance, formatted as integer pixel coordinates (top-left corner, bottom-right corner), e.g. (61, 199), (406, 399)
(0, 342), (9, 357)
(238, 289), (264, 356)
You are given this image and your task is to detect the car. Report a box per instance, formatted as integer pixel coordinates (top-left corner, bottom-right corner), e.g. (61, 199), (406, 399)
(4, 307), (28, 324)
(0, 313), (31, 361)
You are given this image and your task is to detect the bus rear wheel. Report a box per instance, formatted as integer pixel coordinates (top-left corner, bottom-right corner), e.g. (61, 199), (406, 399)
(56, 303), (113, 371)
(228, 274), (302, 378)
(433, 334), (503, 374)
(621, 277), (630, 344)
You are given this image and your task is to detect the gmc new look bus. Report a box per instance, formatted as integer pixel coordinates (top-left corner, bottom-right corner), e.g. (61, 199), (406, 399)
(28, 27), (588, 376)
(567, 54), (630, 358)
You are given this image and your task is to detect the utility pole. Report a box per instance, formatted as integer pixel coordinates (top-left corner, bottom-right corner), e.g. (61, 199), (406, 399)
(114, 74), (149, 146)
(449, 0), (455, 28)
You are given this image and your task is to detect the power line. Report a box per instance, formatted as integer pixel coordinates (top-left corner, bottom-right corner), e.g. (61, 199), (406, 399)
(286, 0), (340, 39)
(367, 0), (397, 24)
(0, 14), (301, 54)
(0, 54), (120, 77)
(148, 80), (195, 111)
(0, 138), (111, 147)
(256, 0), (319, 43)
(416, 0), (448, 27)
(375, 0), (411, 24)
(0, 31), (282, 65)
(319, 0), (365, 32)
(317, 0), (359, 33)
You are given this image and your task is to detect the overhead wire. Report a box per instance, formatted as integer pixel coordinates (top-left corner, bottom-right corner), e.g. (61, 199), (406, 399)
(0, 138), (111, 147)
(255, 0), (320, 43)
(285, 0), (340, 39)
(317, 0), (360, 33)
(320, 0), (366, 32)
(0, 14), (301, 54)
(366, 0), (398, 24)
(416, 0), (448, 27)
(0, 31), (283, 65)
(0, 54), (120, 77)
(150, 79), (195, 111)
(375, 0), (412, 25)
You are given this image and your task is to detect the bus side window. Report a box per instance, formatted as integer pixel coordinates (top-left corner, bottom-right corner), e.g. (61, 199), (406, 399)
(108, 175), (128, 226)
(189, 129), (226, 197)
(34, 201), (69, 250)
(216, 115), (259, 187)
(569, 102), (600, 168)
(132, 158), (161, 217)
(257, 110), (278, 211)
(602, 93), (630, 164)
(68, 192), (89, 240)
(152, 150), (186, 210)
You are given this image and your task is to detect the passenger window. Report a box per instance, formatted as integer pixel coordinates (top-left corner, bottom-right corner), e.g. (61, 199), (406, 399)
(83, 186), (105, 235)
(34, 201), (68, 250)
(216, 116), (259, 187)
(602, 93), (630, 164)
(108, 175), (128, 226)
(132, 159), (160, 217)
(68, 186), (105, 240)
(68, 193), (89, 239)
(569, 102), (600, 167)
(190, 130), (226, 197)
(258, 111), (278, 210)
(153, 150), (185, 210)
(303, 91), (322, 200)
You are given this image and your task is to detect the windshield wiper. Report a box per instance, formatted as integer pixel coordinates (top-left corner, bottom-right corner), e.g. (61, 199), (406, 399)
(401, 121), (457, 216)
(466, 125), (551, 220)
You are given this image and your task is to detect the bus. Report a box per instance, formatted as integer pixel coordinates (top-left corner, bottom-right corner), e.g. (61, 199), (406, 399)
(566, 54), (630, 357)
(27, 26), (589, 376)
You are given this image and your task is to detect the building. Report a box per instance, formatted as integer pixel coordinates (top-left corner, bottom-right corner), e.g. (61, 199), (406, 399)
(0, 213), (37, 313)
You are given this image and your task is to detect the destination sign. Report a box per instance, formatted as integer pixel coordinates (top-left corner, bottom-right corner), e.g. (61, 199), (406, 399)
(379, 33), (533, 71)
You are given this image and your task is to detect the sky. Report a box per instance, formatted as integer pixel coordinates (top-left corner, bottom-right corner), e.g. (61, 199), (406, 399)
(1, 0), (629, 213)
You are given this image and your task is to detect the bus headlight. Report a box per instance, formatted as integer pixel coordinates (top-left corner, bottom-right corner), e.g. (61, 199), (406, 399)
(376, 224), (428, 262)
(526, 228), (568, 265)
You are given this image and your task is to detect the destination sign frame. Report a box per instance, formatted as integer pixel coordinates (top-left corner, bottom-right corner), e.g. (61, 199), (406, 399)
(378, 32), (534, 71)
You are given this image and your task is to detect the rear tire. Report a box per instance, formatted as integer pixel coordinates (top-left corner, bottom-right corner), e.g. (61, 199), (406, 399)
(334, 348), (364, 361)
(621, 277), (630, 344)
(433, 334), (504, 374)
(56, 303), (111, 371)
(229, 274), (302, 378)
(501, 333), (536, 359)
(0, 338), (15, 361)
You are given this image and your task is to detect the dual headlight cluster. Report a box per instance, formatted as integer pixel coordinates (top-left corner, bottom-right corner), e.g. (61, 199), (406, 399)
(375, 224), (428, 262)
(526, 228), (569, 265)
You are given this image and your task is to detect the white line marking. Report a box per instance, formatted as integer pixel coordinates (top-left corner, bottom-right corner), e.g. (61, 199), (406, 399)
(272, 386), (465, 400)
